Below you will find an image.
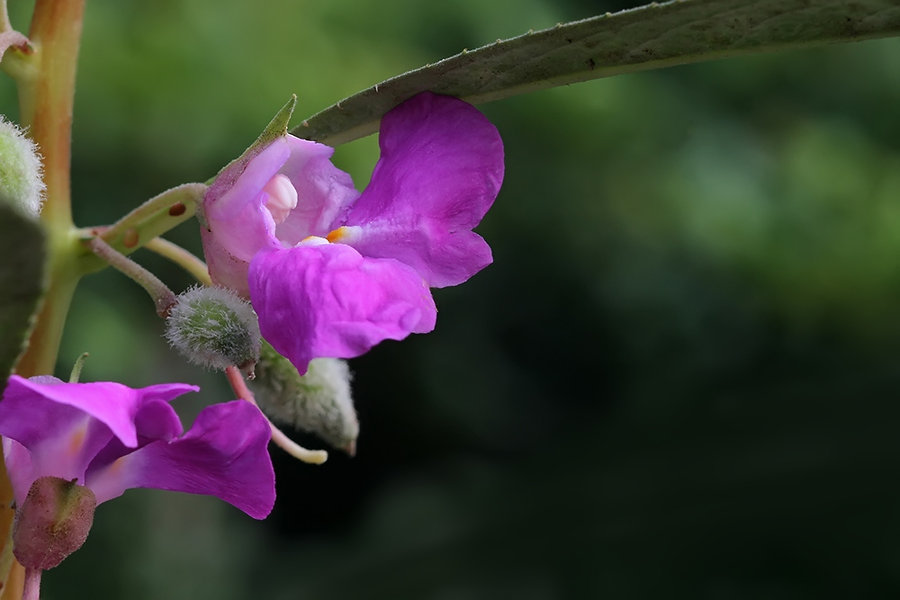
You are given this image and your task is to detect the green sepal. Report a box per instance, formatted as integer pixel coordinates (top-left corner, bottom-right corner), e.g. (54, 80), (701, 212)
(206, 95), (297, 186)
(250, 342), (359, 455)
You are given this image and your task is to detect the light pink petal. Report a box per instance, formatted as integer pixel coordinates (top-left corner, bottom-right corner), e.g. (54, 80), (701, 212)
(200, 139), (290, 294)
(200, 136), (360, 296)
(2, 439), (35, 506)
(273, 136), (360, 244)
(248, 243), (437, 375)
(344, 92), (504, 287)
(86, 401), (275, 520)
(204, 139), (288, 255)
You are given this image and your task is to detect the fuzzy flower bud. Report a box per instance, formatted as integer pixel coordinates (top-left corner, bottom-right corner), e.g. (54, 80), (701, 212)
(0, 116), (44, 218)
(250, 342), (359, 454)
(13, 476), (97, 570)
(165, 286), (261, 371)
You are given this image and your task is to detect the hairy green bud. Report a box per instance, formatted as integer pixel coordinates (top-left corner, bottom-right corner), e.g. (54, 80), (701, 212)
(250, 342), (358, 454)
(0, 115), (44, 218)
(165, 286), (261, 371)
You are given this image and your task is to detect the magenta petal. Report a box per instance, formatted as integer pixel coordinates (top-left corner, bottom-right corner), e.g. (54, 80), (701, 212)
(85, 397), (186, 477)
(344, 92), (504, 287)
(0, 376), (197, 493)
(87, 401), (275, 519)
(0, 376), (196, 448)
(249, 243), (437, 374)
(132, 396), (185, 442)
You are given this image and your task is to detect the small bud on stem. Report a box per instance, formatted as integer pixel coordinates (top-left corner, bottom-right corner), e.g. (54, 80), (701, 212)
(165, 286), (261, 372)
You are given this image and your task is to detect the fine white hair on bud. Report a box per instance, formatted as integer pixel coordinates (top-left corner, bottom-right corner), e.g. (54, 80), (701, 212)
(0, 115), (45, 218)
(165, 286), (261, 371)
(250, 342), (359, 455)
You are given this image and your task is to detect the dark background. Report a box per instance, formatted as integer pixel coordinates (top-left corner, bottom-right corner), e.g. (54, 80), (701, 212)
(4, 0), (900, 598)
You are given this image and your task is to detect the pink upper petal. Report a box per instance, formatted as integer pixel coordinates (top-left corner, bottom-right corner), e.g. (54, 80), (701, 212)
(248, 243), (437, 375)
(86, 400), (276, 520)
(343, 92), (504, 287)
(204, 140), (288, 256)
(200, 141), (285, 295)
(201, 136), (360, 296)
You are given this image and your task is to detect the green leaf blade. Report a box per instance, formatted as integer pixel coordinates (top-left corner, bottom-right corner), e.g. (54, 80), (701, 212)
(294, 0), (900, 146)
(0, 205), (46, 391)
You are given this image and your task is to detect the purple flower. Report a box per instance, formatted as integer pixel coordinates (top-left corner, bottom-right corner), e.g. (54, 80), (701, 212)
(0, 375), (276, 520)
(201, 92), (504, 374)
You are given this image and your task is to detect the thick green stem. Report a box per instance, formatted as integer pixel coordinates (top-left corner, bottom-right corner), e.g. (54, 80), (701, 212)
(5, 5), (85, 596)
(0, 0), (10, 31)
(13, 256), (80, 377)
(14, 0), (85, 378)
(18, 0), (83, 232)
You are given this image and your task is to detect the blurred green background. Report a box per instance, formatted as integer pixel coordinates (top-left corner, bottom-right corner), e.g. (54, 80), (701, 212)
(5, 0), (900, 598)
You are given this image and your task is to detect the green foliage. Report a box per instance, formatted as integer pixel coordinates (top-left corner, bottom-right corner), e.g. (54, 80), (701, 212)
(297, 0), (900, 145)
(0, 204), (44, 391)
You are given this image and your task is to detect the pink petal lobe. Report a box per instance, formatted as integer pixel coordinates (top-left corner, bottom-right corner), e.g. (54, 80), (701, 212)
(344, 92), (504, 287)
(87, 401), (276, 519)
(249, 243), (437, 375)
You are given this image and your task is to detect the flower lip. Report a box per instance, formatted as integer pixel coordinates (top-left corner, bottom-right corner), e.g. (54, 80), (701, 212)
(249, 243), (437, 375)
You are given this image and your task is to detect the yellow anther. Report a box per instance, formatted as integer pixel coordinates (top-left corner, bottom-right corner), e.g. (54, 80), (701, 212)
(326, 227), (347, 243)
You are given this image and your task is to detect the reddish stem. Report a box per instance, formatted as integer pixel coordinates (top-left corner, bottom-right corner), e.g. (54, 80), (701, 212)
(225, 366), (328, 465)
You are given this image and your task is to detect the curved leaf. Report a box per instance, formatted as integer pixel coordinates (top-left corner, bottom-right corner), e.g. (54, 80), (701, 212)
(0, 205), (45, 391)
(293, 0), (900, 146)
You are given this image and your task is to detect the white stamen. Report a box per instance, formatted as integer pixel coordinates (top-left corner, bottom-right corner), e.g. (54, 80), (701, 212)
(262, 174), (298, 225)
